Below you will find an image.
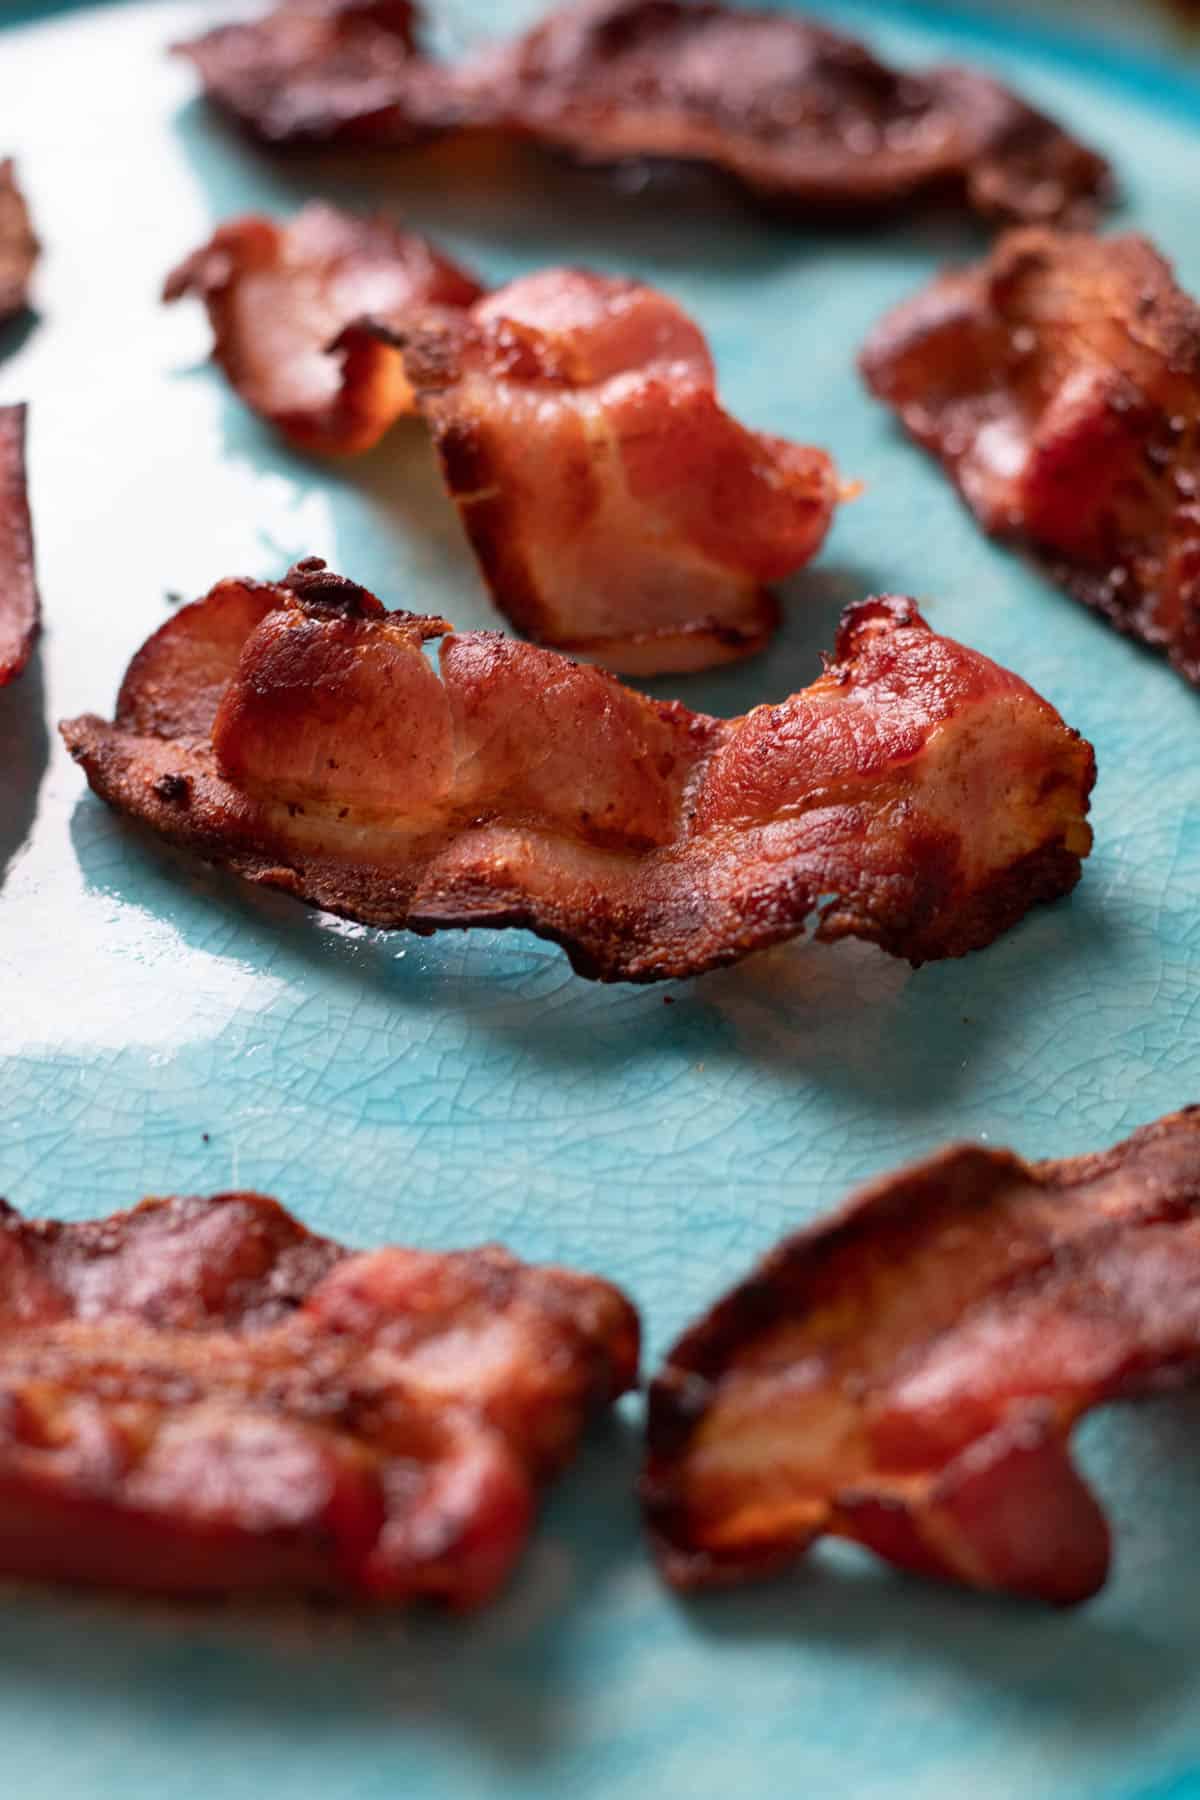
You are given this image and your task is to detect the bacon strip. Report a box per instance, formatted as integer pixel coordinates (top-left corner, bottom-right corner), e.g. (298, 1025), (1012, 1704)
(172, 0), (453, 148)
(466, 0), (1112, 227)
(0, 159), (38, 324)
(861, 230), (1200, 687)
(350, 267), (838, 673)
(644, 1109), (1200, 1606)
(175, 0), (1111, 229)
(0, 404), (39, 686)
(0, 1189), (638, 1605)
(165, 226), (839, 671)
(164, 204), (484, 454)
(60, 559), (1094, 983)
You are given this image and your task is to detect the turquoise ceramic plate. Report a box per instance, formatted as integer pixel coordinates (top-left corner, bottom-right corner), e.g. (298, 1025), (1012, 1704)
(3, 1), (1200, 1794)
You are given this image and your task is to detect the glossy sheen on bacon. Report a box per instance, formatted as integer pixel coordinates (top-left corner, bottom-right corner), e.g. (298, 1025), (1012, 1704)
(644, 1109), (1200, 1606)
(164, 226), (838, 671)
(175, 0), (1111, 228)
(356, 267), (838, 673)
(0, 405), (39, 687)
(0, 159), (38, 324)
(60, 559), (1094, 983)
(861, 230), (1200, 687)
(164, 204), (484, 454)
(0, 1189), (638, 1605)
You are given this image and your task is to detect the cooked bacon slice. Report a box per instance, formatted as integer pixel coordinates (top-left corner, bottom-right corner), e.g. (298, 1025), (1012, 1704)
(176, 0), (1111, 229)
(861, 230), (1200, 687)
(644, 1108), (1200, 1607)
(172, 0), (453, 148)
(164, 229), (837, 670)
(164, 204), (484, 454)
(0, 1189), (638, 1605)
(60, 559), (1094, 983)
(0, 405), (39, 686)
(351, 267), (838, 673)
(0, 159), (38, 324)
(468, 0), (1112, 227)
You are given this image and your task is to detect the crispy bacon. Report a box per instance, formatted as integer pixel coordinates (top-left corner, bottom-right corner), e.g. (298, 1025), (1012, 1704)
(172, 0), (453, 148)
(164, 204), (484, 454)
(0, 159), (38, 325)
(861, 230), (1200, 687)
(165, 226), (838, 669)
(0, 405), (39, 687)
(0, 1189), (638, 1605)
(351, 267), (839, 673)
(644, 1108), (1200, 1606)
(176, 0), (1111, 228)
(60, 559), (1094, 983)
(467, 0), (1112, 227)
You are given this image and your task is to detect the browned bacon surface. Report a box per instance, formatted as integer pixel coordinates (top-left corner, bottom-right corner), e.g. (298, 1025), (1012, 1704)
(0, 159), (38, 324)
(164, 231), (837, 670)
(361, 267), (838, 673)
(0, 1190), (638, 1605)
(862, 230), (1200, 687)
(469, 0), (1111, 226)
(644, 1109), (1200, 1606)
(173, 0), (453, 147)
(60, 559), (1094, 983)
(0, 405), (39, 686)
(176, 0), (1111, 228)
(164, 204), (484, 454)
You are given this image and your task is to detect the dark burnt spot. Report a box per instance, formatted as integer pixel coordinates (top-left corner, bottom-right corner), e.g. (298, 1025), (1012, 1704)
(436, 418), (494, 497)
(153, 772), (191, 805)
(284, 556), (386, 619)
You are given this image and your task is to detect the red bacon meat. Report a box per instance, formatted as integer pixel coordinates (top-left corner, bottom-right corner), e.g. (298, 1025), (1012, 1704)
(164, 203), (484, 454)
(644, 1109), (1200, 1606)
(60, 559), (1094, 983)
(0, 1189), (638, 1606)
(0, 404), (39, 686)
(862, 229), (1200, 687)
(175, 0), (1111, 229)
(366, 266), (840, 673)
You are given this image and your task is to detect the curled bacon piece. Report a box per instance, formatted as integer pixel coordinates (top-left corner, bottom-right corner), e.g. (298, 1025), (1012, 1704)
(352, 267), (838, 672)
(165, 225), (838, 670)
(0, 159), (38, 325)
(861, 230), (1200, 687)
(176, 0), (1111, 229)
(164, 204), (483, 454)
(644, 1108), (1200, 1607)
(0, 1189), (638, 1605)
(60, 559), (1094, 983)
(0, 405), (39, 686)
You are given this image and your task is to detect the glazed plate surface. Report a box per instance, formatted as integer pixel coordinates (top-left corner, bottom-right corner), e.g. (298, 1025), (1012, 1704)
(2, 1), (1200, 1794)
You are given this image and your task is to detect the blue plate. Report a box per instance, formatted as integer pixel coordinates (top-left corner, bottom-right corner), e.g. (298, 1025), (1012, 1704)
(3, 2), (1200, 1794)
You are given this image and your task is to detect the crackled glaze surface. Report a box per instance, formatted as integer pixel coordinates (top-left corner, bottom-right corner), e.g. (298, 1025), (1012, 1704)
(1, 2), (1199, 1796)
